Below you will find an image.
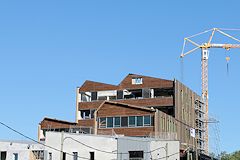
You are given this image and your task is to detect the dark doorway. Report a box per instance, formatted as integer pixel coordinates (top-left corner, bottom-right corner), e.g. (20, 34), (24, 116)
(90, 152), (94, 160)
(0, 152), (7, 160)
(63, 152), (66, 160)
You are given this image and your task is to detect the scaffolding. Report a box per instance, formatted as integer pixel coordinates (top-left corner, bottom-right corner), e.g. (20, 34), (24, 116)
(195, 99), (205, 153)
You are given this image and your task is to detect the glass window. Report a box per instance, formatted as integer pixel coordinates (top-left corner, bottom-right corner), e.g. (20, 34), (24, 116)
(132, 78), (143, 85)
(99, 117), (106, 128)
(109, 96), (116, 100)
(107, 117), (113, 128)
(114, 117), (120, 127)
(144, 115), (151, 126)
(129, 116), (136, 127)
(121, 117), (128, 127)
(137, 116), (143, 126)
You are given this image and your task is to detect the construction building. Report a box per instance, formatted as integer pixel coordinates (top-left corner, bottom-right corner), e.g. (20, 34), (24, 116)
(39, 74), (206, 158)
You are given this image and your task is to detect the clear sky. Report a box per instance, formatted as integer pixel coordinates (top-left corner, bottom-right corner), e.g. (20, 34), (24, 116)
(0, 0), (240, 154)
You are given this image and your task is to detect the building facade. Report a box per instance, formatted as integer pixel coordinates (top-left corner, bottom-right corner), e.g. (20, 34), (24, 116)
(39, 74), (205, 154)
(0, 140), (45, 160)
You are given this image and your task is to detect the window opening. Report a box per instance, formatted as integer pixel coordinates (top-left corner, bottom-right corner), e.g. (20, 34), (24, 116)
(121, 117), (128, 127)
(137, 116), (143, 126)
(129, 151), (143, 160)
(107, 117), (113, 128)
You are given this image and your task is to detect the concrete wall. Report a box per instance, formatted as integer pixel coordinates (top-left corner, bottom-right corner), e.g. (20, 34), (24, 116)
(45, 132), (180, 160)
(45, 132), (118, 160)
(117, 138), (149, 160)
(150, 140), (179, 160)
(118, 138), (179, 160)
(0, 141), (44, 160)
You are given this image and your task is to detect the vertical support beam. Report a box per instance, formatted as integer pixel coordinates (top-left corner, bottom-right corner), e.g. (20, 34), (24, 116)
(37, 124), (41, 142)
(76, 87), (80, 123)
(94, 111), (98, 135)
(201, 48), (209, 153)
(154, 109), (159, 137)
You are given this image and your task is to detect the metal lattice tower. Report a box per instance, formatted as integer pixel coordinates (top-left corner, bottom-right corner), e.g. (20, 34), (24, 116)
(180, 28), (240, 154)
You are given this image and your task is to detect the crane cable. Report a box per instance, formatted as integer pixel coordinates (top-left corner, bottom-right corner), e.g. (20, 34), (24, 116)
(225, 49), (230, 76)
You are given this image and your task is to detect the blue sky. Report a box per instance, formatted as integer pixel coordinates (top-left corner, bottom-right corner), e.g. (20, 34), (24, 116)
(0, 0), (240, 154)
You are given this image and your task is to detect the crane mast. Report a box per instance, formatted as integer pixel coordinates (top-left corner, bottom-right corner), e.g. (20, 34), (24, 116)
(201, 48), (209, 153)
(180, 28), (240, 154)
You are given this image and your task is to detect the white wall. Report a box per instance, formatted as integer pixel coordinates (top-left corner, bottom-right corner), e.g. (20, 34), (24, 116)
(45, 132), (180, 160)
(45, 132), (118, 160)
(117, 138), (179, 160)
(0, 141), (44, 160)
(117, 137), (149, 160)
(150, 140), (179, 160)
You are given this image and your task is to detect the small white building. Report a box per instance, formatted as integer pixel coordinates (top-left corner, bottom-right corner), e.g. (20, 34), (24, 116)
(0, 132), (180, 160)
(0, 140), (45, 160)
(45, 132), (180, 160)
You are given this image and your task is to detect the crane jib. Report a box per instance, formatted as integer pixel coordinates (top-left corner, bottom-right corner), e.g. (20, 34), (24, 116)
(209, 44), (240, 48)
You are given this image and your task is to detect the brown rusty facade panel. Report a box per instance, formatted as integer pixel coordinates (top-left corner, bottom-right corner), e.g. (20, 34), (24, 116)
(119, 74), (174, 90)
(95, 102), (155, 137)
(97, 103), (155, 117)
(79, 74), (173, 93)
(79, 101), (103, 110)
(78, 119), (95, 127)
(78, 97), (173, 111)
(79, 80), (118, 92)
(117, 97), (173, 107)
(40, 118), (77, 130)
(154, 110), (177, 134)
(174, 80), (200, 149)
(97, 127), (154, 137)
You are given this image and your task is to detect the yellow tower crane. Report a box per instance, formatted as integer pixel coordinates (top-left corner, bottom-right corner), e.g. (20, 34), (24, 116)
(180, 28), (240, 154)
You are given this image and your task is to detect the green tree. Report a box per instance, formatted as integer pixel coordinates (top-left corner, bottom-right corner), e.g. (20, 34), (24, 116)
(220, 151), (230, 160)
(229, 150), (240, 160)
(218, 150), (240, 160)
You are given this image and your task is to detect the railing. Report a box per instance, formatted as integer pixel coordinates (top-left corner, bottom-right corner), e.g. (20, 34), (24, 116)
(45, 126), (94, 134)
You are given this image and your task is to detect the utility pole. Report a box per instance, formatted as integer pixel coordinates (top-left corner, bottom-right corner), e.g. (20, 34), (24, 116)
(60, 131), (64, 160)
(165, 143), (168, 160)
(195, 137), (198, 160)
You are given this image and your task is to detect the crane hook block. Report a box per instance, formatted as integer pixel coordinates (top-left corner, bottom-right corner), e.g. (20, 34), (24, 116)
(226, 56), (230, 62)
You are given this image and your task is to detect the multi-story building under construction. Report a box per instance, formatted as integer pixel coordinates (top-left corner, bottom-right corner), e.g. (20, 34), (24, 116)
(39, 73), (206, 156)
